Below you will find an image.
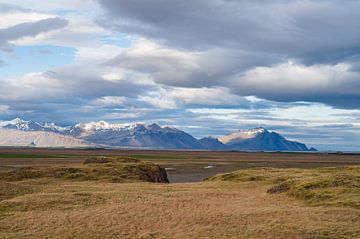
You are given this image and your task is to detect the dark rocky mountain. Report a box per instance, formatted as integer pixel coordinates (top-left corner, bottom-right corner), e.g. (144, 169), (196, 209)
(198, 137), (226, 150)
(0, 118), (315, 151)
(69, 121), (203, 149)
(219, 127), (312, 151)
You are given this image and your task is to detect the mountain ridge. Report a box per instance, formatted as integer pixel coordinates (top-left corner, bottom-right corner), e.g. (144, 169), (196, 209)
(0, 118), (315, 151)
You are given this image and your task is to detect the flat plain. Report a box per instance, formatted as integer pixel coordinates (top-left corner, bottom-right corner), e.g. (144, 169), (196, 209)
(0, 148), (359, 238)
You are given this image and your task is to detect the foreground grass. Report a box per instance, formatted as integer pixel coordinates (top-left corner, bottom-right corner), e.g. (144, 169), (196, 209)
(0, 160), (359, 238)
(0, 180), (359, 238)
(206, 166), (360, 209)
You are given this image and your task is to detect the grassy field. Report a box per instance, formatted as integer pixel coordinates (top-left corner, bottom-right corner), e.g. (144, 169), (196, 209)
(0, 148), (359, 238)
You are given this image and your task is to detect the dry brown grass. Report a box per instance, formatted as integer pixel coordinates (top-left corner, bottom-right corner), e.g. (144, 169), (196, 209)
(206, 166), (360, 209)
(0, 156), (168, 183)
(0, 179), (359, 239)
(1, 150), (360, 238)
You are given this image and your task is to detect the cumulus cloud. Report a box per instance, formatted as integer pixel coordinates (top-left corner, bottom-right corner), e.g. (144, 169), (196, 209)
(0, 3), (30, 13)
(0, 3), (110, 50)
(108, 39), (277, 87)
(0, 105), (10, 114)
(0, 59), (158, 122)
(97, 0), (360, 109)
(98, 0), (360, 62)
(230, 61), (360, 108)
(0, 1), (94, 12)
(167, 87), (245, 106)
(0, 17), (68, 49)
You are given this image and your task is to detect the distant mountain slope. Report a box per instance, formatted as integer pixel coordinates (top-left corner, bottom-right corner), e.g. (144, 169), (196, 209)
(69, 121), (204, 149)
(0, 129), (92, 148)
(198, 137), (226, 150)
(219, 127), (311, 151)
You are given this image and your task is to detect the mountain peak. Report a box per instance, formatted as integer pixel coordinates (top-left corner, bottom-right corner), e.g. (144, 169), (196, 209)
(219, 127), (269, 144)
(12, 117), (27, 123)
(146, 123), (162, 131)
(5, 117), (29, 125)
(218, 127), (312, 151)
(0, 118), (68, 132)
(246, 127), (268, 134)
(0, 117), (32, 131)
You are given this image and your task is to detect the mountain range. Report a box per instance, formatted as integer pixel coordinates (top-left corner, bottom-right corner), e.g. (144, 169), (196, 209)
(0, 118), (316, 151)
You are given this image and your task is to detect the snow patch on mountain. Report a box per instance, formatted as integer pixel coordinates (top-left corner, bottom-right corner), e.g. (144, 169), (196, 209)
(74, 121), (140, 131)
(0, 118), (69, 133)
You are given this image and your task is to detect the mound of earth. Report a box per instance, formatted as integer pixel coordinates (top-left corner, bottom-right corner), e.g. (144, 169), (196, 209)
(0, 156), (169, 183)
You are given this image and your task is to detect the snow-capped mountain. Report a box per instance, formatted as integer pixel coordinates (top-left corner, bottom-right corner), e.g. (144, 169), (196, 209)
(219, 127), (267, 144)
(0, 118), (69, 133)
(69, 121), (203, 149)
(219, 127), (312, 151)
(0, 118), (315, 151)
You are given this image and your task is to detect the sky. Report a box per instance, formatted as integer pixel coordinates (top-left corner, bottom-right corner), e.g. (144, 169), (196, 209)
(0, 0), (360, 151)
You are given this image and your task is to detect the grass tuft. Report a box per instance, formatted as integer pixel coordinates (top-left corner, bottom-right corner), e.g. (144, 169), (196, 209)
(0, 181), (34, 201)
(206, 166), (360, 208)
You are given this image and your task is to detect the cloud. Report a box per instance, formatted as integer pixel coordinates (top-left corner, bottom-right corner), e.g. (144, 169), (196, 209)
(0, 105), (10, 114)
(108, 39), (277, 88)
(105, 39), (360, 109)
(0, 17), (68, 49)
(98, 0), (360, 63)
(167, 87), (245, 107)
(75, 44), (123, 63)
(0, 3), (109, 50)
(0, 1), (94, 12)
(0, 3), (30, 13)
(96, 0), (360, 110)
(230, 61), (360, 109)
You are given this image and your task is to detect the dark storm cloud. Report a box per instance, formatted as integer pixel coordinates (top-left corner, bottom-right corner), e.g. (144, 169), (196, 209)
(0, 17), (69, 49)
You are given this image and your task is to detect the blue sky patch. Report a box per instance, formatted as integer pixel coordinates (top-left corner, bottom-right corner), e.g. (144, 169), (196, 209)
(0, 45), (75, 78)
